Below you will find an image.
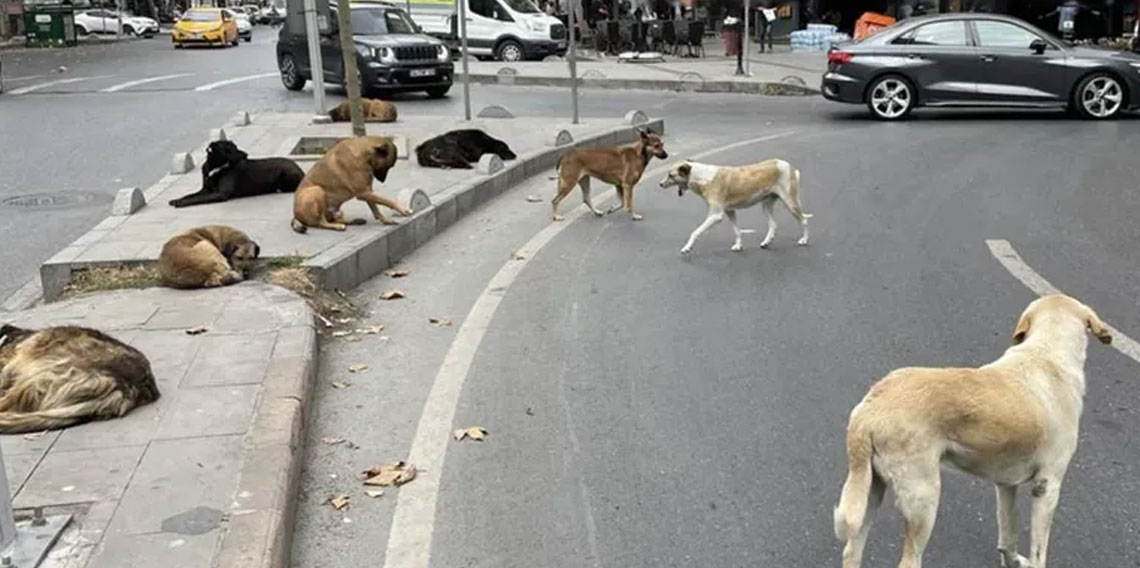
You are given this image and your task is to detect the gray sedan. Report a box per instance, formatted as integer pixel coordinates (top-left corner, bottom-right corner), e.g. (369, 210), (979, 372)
(821, 13), (1140, 120)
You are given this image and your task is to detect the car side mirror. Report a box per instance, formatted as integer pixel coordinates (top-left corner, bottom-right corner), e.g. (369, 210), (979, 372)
(1030, 38), (1048, 54)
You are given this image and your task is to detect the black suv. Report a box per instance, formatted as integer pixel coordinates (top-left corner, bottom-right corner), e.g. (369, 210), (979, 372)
(277, 2), (454, 99)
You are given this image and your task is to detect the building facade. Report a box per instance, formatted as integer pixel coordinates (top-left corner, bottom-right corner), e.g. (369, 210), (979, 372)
(2, 0), (25, 38)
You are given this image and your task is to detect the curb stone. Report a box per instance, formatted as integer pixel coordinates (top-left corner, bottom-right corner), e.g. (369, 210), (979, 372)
(465, 72), (818, 95)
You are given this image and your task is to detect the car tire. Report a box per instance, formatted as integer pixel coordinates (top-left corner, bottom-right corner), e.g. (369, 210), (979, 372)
(1072, 72), (1126, 120)
(75, 25), (88, 36)
(174, 42), (183, 49)
(495, 39), (524, 62)
(123, 24), (135, 36)
(279, 53), (306, 91)
(866, 74), (915, 121)
(243, 35), (252, 42)
(425, 86), (450, 99)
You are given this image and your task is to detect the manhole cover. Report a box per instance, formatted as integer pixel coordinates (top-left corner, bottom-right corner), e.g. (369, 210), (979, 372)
(1, 191), (109, 209)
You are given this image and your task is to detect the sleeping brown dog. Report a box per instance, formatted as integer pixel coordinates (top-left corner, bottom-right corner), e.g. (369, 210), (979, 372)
(291, 136), (412, 233)
(328, 99), (397, 123)
(158, 225), (260, 288)
(0, 324), (160, 433)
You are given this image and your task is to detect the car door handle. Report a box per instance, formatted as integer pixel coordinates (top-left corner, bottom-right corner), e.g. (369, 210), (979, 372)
(980, 55), (997, 62)
(907, 53), (922, 60)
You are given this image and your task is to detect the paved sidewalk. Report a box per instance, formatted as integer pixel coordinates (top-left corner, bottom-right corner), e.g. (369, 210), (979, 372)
(1, 282), (315, 568)
(467, 44), (828, 94)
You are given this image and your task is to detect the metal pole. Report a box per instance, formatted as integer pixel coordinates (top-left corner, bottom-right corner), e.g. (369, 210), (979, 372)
(0, 447), (16, 555)
(458, 0), (471, 120)
(568, 0), (578, 123)
(336, 0), (366, 136)
(742, 0), (749, 75)
(303, 0), (327, 119)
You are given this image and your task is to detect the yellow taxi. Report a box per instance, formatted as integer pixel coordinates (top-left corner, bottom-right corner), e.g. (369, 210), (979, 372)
(172, 8), (239, 48)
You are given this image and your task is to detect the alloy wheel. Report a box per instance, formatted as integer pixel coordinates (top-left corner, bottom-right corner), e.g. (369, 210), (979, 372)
(1080, 76), (1123, 119)
(869, 78), (912, 120)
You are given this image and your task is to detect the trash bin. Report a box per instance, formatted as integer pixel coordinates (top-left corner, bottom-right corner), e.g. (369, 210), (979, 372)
(721, 17), (740, 56)
(23, 2), (78, 48)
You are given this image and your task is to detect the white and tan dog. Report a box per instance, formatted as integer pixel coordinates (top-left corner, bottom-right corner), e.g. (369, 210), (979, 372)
(834, 294), (1114, 568)
(658, 158), (811, 255)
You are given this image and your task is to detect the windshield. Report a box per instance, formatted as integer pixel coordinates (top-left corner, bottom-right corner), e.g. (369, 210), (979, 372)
(348, 7), (418, 34)
(181, 10), (220, 22)
(500, 0), (540, 14)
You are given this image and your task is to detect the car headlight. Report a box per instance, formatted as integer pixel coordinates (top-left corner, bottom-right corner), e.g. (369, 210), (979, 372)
(1131, 62), (1140, 73)
(373, 46), (396, 63)
(436, 44), (449, 62)
(524, 19), (545, 32)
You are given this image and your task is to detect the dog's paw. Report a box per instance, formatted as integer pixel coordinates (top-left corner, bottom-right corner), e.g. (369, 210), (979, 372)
(730, 243), (743, 252)
(398, 207), (414, 217)
(999, 551), (1033, 568)
(797, 237), (809, 246)
(591, 209), (604, 218)
(552, 215), (565, 222)
(759, 240), (772, 249)
(680, 246), (692, 255)
(168, 199), (184, 208)
(631, 213), (643, 221)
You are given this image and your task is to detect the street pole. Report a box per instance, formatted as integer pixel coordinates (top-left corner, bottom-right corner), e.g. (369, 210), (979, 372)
(458, 0), (471, 120)
(567, 0), (578, 124)
(302, 0), (327, 120)
(335, 0), (365, 136)
(742, 0), (749, 76)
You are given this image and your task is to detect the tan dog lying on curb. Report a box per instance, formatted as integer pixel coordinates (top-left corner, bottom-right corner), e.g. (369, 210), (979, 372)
(659, 158), (811, 255)
(291, 136), (411, 233)
(834, 294), (1113, 568)
(328, 99), (397, 123)
(551, 128), (668, 222)
(0, 323), (160, 433)
(158, 225), (260, 289)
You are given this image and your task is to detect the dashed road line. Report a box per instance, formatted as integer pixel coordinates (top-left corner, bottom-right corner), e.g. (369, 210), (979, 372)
(100, 73), (192, 93)
(7, 76), (110, 95)
(986, 239), (1140, 363)
(193, 72), (277, 92)
(381, 130), (800, 568)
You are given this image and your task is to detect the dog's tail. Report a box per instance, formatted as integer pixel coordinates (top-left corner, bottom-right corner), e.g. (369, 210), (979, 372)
(291, 218), (308, 234)
(833, 418), (874, 542)
(789, 167), (813, 220)
(0, 400), (107, 434)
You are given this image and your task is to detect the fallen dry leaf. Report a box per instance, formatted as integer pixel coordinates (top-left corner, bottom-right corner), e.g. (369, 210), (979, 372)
(348, 364), (370, 373)
(384, 267), (411, 278)
(356, 325), (384, 335)
(452, 426), (489, 442)
(321, 437), (346, 446)
(331, 380), (352, 389)
(526, 195), (543, 203)
(185, 327), (208, 335)
(328, 494), (350, 510)
(429, 317), (453, 328)
(510, 251), (526, 261)
(365, 490), (385, 498)
(334, 317), (354, 324)
(380, 289), (406, 300)
(331, 330), (352, 338)
(362, 461), (417, 487)
(346, 441), (360, 450)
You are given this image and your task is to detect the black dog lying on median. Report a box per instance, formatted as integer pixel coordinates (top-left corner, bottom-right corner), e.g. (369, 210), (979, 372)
(169, 140), (305, 208)
(415, 129), (517, 170)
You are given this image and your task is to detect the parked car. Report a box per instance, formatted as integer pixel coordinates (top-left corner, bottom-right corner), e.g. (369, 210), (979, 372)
(277, 2), (454, 98)
(258, 5), (285, 25)
(821, 13), (1140, 120)
(74, 10), (159, 37)
(240, 5), (261, 22)
(172, 7), (241, 48)
(407, 0), (566, 62)
(225, 9), (254, 42)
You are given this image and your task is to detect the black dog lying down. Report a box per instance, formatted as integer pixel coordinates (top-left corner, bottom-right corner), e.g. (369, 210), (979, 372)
(415, 129), (517, 170)
(169, 140), (305, 208)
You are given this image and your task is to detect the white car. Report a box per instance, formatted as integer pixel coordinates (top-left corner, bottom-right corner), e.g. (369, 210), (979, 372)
(224, 9), (253, 42)
(74, 10), (159, 37)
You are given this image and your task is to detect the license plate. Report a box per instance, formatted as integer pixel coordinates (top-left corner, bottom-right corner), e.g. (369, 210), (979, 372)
(409, 68), (435, 78)
(1062, 20), (1074, 31)
(557, 41), (566, 48)
(189, 32), (201, 38)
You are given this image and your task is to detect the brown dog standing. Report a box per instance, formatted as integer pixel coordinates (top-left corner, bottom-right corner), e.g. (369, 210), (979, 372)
(158, 225), (260, 289)
(329, 99), (398, 123)
(551, 129), (668, 221)
(291, 136), (411, 233)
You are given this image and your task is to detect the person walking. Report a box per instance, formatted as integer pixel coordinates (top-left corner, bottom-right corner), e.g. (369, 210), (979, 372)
(756, 4), (774, 53)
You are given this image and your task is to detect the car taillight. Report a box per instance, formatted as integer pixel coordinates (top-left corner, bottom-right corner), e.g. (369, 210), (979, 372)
(827, 51), (853, 65)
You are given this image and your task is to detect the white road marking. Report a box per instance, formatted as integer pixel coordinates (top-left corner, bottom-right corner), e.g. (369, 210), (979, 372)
(99, 73), (192, 93)
(986, 239), (1140, 363)
(7, 76), (110, 95)
(381, 130), (800, 568)
(193, 72), (277, 92)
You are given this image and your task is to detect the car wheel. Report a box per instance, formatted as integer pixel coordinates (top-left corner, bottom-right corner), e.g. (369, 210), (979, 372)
(243, 35), (252, 42)
(279, 54), (306, 91)
(75, 25), (88, 36)
(123, 24), (135, 36)
(1073, 72), (1125, 120)
(495, 40), (524, 62)
(866, 75), (915, 121)
(174, 41), (183, 49)
(425, 86), (450, 99)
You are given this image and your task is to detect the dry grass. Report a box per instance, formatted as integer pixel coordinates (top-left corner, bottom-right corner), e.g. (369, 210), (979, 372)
(63, 264), (161, 298)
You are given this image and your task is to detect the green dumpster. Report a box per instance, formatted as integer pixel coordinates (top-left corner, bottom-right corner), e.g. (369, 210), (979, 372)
(23, 1), (78, 48)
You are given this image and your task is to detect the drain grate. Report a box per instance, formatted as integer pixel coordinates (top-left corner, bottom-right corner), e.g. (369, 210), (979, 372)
(1, 191), (110, 210)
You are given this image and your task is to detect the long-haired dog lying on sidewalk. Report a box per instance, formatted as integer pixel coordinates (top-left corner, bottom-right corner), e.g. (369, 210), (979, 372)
(0, 324), (160, 433)
(168, 140), (304, 208)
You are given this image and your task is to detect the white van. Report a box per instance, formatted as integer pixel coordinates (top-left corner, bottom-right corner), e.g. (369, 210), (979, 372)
(407, 0), (566, 61)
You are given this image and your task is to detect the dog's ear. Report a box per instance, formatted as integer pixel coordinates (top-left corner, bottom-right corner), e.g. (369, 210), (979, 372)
(1012, 312), (1031, 345)
(253, 242), (261, 259)
(221, 242), (238, 259)
(678, 163), (691, 177)
(637, 128), (649, 139)
(1085, 306), (1113, 345)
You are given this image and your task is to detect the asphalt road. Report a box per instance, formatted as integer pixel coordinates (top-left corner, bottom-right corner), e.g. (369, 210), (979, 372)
(292, 102), (1140, 567)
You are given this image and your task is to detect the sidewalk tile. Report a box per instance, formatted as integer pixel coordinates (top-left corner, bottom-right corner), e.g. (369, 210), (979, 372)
(128, 331), (199, 387)
(154, 385), (258, 440)
(182, 332), (276, 388)
(14, 445), (145, 508)
(0, 430), (61, 456)
(52, 399), (166, 453)
(4, 453), (40, 496)
(87, 531), (220, 568)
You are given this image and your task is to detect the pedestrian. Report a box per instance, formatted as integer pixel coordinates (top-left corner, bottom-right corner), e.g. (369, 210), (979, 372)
(756, 5), (774, 53)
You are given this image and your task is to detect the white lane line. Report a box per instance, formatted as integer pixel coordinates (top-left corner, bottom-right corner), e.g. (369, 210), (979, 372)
(193, 72), (277, 92)
(99, 73), (192, 93)
(381, 129), (800, 568)
(986, 239), (1140, 363)
(7, 76), (109, 95)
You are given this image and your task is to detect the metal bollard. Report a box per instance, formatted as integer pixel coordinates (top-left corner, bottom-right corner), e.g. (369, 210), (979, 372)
(0, 444), (73, 567)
